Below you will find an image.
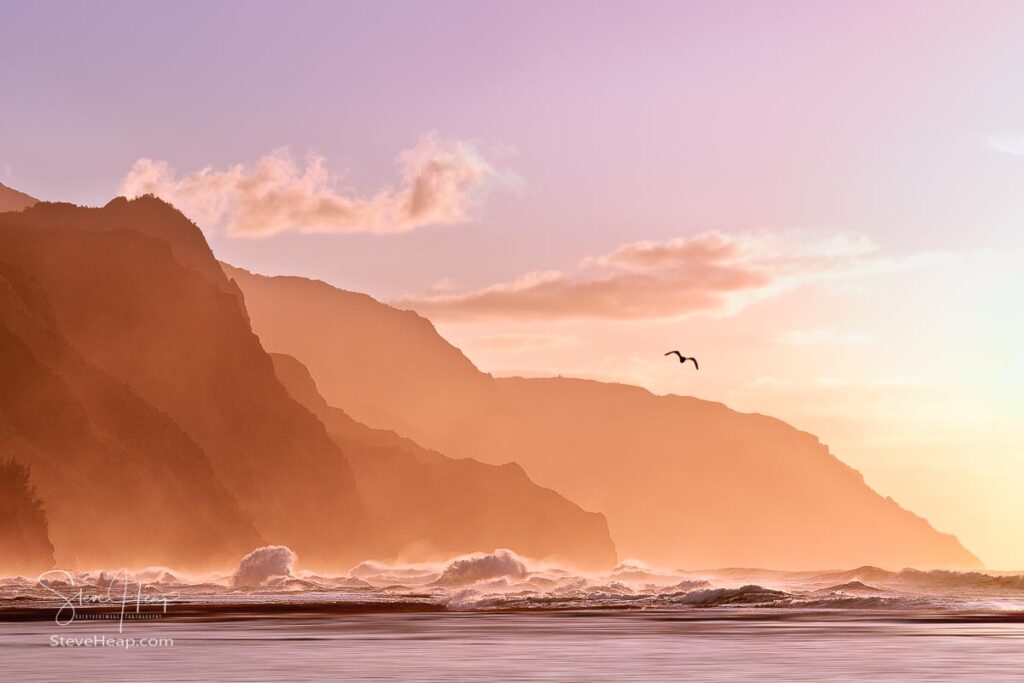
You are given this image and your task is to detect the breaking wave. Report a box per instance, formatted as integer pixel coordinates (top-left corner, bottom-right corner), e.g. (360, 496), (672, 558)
(231, 545), (297, 588)
(4, 549), (1024, 616)
(672, 585), (791, 606)
(436, 549), (528, 586)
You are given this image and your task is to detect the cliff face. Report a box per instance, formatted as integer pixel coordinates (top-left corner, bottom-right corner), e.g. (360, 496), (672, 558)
(0, 459), (54, 575)
(0, 198), (370, 569)
(0, 190), (981, 572)
(270, 353), (617, 569)
(0, 259), (261, 569)
(0, 194), (614, 573)
(483, 378), (978, 570)
(231, 267), (982, 571)
(222, 264), (496, 438)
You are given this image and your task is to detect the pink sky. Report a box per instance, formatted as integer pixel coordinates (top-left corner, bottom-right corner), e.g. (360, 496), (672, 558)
(3, 0), (1023, 566)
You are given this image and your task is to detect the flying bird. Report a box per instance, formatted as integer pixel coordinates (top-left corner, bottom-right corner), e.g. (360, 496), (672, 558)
(664, 351), (699, 369)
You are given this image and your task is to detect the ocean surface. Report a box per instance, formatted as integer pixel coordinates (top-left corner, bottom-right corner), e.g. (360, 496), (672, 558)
(4, 550), (1024, 681)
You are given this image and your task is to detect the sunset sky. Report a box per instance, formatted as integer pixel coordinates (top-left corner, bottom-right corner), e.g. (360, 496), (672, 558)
(2, 0), (1022, 567)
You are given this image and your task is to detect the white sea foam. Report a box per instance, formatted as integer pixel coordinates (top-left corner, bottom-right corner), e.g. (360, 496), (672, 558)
(435, 549), (528, 586)
(4, 551), (1024, 615)
(231, 545), (297, 588)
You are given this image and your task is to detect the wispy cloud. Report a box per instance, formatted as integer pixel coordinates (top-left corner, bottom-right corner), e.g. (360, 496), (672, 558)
(397, 230), (916, 322)
(119, 134), (498, 237)
(988, 132), (1024, 156)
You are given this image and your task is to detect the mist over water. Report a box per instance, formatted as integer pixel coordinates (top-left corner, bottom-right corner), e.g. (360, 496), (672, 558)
(5, 548), (1024, 614)
(5, 544), (1024, 681)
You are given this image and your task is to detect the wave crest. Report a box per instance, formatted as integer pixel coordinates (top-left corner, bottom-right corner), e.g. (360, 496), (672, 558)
(232, 545), (297, 588)
(436, 549), (528, 586)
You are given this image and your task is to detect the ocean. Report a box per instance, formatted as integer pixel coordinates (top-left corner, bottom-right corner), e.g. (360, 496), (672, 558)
(5, 552), (1024, 681)
(5, 611), (1024, 681)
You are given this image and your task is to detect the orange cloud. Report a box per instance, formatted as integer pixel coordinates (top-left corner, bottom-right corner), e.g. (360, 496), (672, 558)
(119, 134), (496, 237)
(398, 231), (883, 321)
(583, 232), (742, 271)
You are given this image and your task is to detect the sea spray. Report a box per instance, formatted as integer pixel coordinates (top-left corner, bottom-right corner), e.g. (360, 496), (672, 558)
(232, 546), (297, 588)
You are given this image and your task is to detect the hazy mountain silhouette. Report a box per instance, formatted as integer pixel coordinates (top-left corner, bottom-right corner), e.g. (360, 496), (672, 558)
(0, 198), (369, 569)
(270, 352), (616, 568)
(229, 267), (982, 570)
(0, 186), (981, 572)
(0, 182), (36, 213)
(222, 264), (496, 439)
(0, 259), (261, 569)
(0, 458), (54, 574)
(0, 193), (616, 571)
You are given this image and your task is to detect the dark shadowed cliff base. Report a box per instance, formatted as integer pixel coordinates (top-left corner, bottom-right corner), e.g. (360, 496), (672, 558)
(0, 459), (53, 575)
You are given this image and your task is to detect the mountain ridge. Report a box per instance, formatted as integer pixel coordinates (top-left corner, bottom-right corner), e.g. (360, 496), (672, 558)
(0, 193), (618, 571)
(0, 256), (263, 570)
(269, 352), (616, 567)
(0, 197), (371, 569)
(228, 264), (982, 571)
(0, 182), (37, 213)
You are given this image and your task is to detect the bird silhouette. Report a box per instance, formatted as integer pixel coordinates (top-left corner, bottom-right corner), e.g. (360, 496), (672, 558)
(664, 351), (699, 369)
